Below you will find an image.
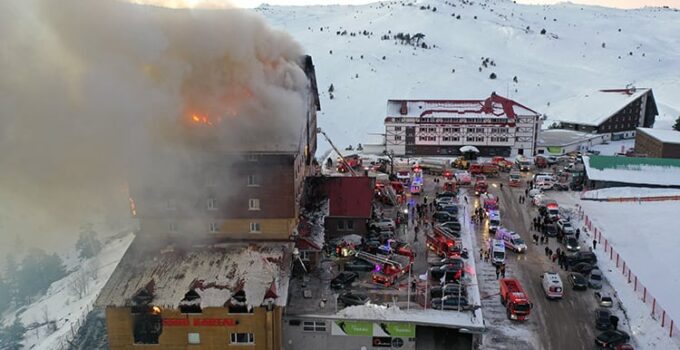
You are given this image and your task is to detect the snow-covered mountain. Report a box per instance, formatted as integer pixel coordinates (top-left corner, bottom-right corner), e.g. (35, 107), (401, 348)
(258, 0), (680, 152)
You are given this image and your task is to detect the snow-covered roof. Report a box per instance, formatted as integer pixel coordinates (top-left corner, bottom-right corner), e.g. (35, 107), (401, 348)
(537, 129), (603, 147)
(545, 88), (651, 127)
(583, 155), (680, 187)
(96, 242), (293, 309)
(386, 93), (540, 120)
(637, 127), (680, 144)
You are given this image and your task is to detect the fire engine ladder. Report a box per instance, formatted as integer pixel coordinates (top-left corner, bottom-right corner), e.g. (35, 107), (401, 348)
(355, 251), (403, 270)
(382, 185), (398, 206)
(317, 128), (357, 176)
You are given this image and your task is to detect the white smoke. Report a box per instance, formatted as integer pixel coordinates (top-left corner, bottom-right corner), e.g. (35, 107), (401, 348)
(0, 0), (309, 252)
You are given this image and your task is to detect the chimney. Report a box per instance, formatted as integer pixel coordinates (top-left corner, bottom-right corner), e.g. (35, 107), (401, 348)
(400, 101), (408, 115)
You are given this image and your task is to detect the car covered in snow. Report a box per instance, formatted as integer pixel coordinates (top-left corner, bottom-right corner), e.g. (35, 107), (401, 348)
(589, 269), (604, 289)
(556, 220), (575, 235)
(369, 218), (395, 231)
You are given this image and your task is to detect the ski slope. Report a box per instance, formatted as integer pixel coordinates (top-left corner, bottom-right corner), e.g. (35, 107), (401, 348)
(259, 0), (680, 151)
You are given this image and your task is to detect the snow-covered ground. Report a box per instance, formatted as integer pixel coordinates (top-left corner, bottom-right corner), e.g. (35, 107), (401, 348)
(1, 232), (134, 350)
(591, 139), (636, 156)
(547, 190), (680, 349)
(259, 0), (680, 152)
(582, 187), (680, 200)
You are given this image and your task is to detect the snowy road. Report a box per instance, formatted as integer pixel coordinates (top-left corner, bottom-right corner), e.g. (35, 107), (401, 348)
(471, 173), (631, 350)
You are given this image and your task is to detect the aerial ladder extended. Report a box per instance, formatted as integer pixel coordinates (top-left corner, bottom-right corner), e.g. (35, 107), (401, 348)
(355, 251), (409, 271)
(317, 127), (358, 176)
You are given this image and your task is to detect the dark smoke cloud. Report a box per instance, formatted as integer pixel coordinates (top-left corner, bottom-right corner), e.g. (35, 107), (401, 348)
(0, 0), (308, 254)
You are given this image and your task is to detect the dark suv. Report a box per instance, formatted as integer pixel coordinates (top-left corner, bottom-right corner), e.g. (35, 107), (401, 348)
(566, 251), (597, 266)
(331, 272), (358, 290)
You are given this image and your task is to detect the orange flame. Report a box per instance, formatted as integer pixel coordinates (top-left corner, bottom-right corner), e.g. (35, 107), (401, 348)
(190, 113), (214, 126)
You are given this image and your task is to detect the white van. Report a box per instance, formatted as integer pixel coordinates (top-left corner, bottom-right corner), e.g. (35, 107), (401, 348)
(540, 272), (563, 299)
(488, 210), (501, 232)
(496, 228), (527, 253)
(490, 239), (506, 266)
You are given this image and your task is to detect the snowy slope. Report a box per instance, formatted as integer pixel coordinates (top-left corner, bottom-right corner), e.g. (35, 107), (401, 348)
(257, 0), (680, 151)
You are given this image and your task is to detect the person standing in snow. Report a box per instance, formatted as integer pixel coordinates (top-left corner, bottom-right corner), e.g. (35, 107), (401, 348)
(592, 239), (597, 250)
(495, 265), (500, 280)
(576, 228), (581, 240)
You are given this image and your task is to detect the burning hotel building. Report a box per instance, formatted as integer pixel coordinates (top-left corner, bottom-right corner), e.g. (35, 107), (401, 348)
(96, 55), (320, 350)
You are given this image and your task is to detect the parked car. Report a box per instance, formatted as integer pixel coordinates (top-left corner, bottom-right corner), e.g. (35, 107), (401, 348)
(566, 251), (597, 266)
(366, 230), (394, 243)
(436, 191), (456, 200)
(553, 183), (570, 191)
(331, 272), (358, 290)
(430, 283), (467, 299)
(433, 211), (457, 223)
(435, 196), (456, 206)
(589, 269), (604, 289)
(431, 296), (469, 310)
(370, 218), (395, 231)
(361, 240), (382, 254)
(595, 330), (630, 348)
(594, 291), (614, 308)
(528, 188), (543, 198)
(439, 204), (459, 215)
(337, 292), (369, 306)
(544, 224), (558, 237)
(568, 272), (588, 290)
(594, 308), (613, 330)
(343, 258), (375, 272)
(429, 262), (465, 280)
(430, 257), (464, 269)
(436, 223), (461, 236)
(563, 237), (581, 252)
(556, 220), (575, 235)
(571, 262), (596, 275)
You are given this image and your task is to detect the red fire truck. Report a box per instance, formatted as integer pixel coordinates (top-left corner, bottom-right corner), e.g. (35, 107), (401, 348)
(481, 162), (499, 177)
(355, 251), (412, 287)
(337, 154), (362, 173)
(474, 180), (488, 196)
(481, 193), (498, 212)
(469, 163), (483, 175)
(427, 226), (462, 258)
(499, 278), (533, 321)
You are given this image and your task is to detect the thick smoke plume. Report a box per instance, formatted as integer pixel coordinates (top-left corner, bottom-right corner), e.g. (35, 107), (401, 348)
(0, 0), (309, 253)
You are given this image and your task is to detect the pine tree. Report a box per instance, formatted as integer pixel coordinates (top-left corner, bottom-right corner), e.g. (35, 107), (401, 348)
(0, 319), (26, 350)
(673, 116), (680, 131)
(76, 223), (102, 259)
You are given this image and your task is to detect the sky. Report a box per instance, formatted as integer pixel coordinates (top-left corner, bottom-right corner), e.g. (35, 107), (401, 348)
(222, 0), (679, 9)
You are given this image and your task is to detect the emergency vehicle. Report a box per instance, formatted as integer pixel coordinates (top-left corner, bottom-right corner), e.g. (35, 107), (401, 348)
(337, 154), (362, 173)
(454, 171), (472, 186)
(509, 171), (522, 187)
(491, 156), (513, 172)
(496, 227), (527, 253)
(427, 226), (462, 258)
(355, 251), (412, 287)
(515, 155), (533, 172)
(500, 278), (533, 320)
(396, 171), (411, 185)
(474, 180), (488, 196)
(490, 239), (506, 266)
(481, 162), (499, 177)
(410, 166), (424, 194)
(541, 272), (564, 299)
(481, 193), (499, 212)
(488, 210), (501, 233)
(469, 163), (483, 175)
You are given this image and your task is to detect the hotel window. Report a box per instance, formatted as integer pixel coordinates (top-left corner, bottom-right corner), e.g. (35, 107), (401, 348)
(419, 136), (427, 141)
(466, 136), (476, 142)
(248, 198), (260, 211)
(207, 198), (217, 210)
(476, 137), (485, 142)
(346, 220), (354, 230)
(300, 251), (310, 261)
(247, 175), (259, 187)
(467, 127), (476, 133)
(169, 222), (178, 233)
(230, 333), (254, 345)
(188, 333), (200, 345)
(209, 222), (219, 233)
(452, 128), (460, 133)
(427, 136), (436, 141)
(394, 126), (402, 131)
(303, 321), (327, 332)
(395, 135), (402, 141)
(337, 220), (345, 230)
(249, 222), (261, 233)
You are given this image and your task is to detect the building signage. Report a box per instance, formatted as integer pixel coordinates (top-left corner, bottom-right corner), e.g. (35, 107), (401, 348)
(374, 323), (416, 337)
(372, 337), (392, 347)
(330, 321), (372, 336)
(162, 318), (237, 327)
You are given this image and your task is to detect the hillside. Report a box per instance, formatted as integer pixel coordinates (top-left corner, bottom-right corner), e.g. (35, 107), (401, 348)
(258, 0), (680, 153)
